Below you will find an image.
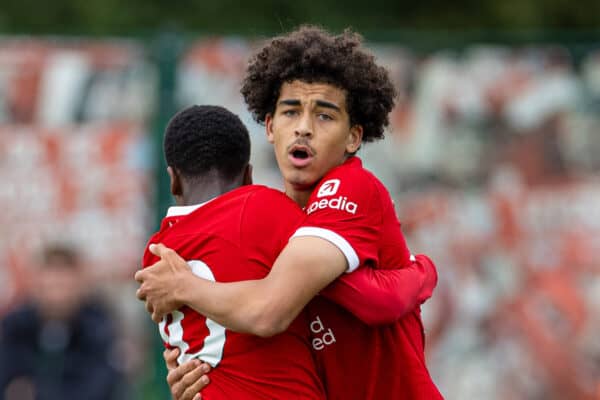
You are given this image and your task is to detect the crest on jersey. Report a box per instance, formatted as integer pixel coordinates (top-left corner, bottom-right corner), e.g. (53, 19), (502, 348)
(317, 179), (340, 198)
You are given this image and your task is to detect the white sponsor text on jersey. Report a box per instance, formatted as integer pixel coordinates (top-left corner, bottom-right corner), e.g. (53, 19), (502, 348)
(306, 196), (358, 215)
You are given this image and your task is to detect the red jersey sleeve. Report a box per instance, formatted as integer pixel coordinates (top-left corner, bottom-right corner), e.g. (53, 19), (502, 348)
(320, 254), (439, 325)
(142, 231), (162, 268)
(292, 159), (382, 272)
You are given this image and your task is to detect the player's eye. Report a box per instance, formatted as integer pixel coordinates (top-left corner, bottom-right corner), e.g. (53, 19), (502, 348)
(282, 109), (298, 117)
(317, 113), (333, 121)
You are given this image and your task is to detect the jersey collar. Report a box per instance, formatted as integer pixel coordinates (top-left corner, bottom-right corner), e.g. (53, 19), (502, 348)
(166, 199), (213, 217)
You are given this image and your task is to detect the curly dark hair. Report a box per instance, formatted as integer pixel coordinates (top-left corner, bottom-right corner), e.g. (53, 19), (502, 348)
(241, 25), (397, 142)
(164, 105), (250, 181)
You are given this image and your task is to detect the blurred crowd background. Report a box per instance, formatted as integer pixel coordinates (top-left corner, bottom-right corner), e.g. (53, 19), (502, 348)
(1, 3), (599, 399)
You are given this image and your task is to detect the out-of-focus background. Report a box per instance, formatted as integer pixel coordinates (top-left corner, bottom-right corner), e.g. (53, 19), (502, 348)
(0, 2), (599, 399)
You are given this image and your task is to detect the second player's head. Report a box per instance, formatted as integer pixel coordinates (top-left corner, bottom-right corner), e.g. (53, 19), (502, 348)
(164, 105), (251, 204)
(241, 25), (396, 201)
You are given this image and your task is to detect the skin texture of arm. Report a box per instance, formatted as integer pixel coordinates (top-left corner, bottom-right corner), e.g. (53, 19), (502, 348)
(320, 254), (438, 325)
(136, 235), (348, 337)
(164, 348), (210, 400)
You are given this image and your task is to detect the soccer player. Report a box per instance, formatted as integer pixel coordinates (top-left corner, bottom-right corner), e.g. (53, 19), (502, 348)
(137, 26), (443, 399)
(142, 104), (325, 399)
(142, 104), (434, 399)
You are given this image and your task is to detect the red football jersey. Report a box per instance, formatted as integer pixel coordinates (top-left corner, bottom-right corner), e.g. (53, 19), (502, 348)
(293, 157), (443, 400)
(142, 185), (325, 400)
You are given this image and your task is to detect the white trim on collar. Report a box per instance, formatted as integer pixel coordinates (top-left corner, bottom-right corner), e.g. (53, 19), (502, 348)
(166, 199), (212, 217)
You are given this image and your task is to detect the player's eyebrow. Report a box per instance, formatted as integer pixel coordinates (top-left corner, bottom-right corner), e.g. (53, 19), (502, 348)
(278, 99), (301, 107)
(314, 100), (341, 112)
(277, 99), (342, 112)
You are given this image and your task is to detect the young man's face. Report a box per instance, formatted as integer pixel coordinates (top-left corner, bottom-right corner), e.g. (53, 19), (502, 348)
(266, 80), (362, 198)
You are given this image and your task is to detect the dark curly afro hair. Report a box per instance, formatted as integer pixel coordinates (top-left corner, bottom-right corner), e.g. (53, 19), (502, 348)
(241, 25), (397, 143)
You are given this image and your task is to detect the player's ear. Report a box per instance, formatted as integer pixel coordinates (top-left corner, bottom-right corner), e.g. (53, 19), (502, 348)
(346, 124), (363, 154)
(265, 114), (275, 144)
(167, 166), (183, 196)
(242, 163), (253, 186)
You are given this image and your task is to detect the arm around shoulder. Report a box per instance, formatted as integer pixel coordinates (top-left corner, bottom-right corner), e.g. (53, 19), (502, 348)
(182, 236), (349, 337)
(320, 254), (439, 325)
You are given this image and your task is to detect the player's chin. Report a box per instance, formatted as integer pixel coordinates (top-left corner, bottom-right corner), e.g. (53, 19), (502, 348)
(288, 174), (320, 191)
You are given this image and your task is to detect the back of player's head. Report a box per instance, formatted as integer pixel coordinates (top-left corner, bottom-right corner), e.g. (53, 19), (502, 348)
(241, 24), (396, 143)
(164, 105), (251, 182)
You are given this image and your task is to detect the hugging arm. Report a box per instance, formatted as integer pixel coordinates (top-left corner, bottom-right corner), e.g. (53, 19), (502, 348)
(320, 254), (438, 325)
(137, 236), (348, 337)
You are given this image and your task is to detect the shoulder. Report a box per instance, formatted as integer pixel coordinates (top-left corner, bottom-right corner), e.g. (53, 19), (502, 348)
(1, 303), (38, 336)
(307, 157), (387, 214)
(246, 185), (298, 204)
(240, 186), (303, 249)
(317, 157), (380, 193)
(243, 185), (303, 217)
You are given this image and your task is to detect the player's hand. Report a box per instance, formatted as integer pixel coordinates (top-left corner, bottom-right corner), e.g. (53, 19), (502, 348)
(164, 348), (211, 400)
(135, 243), (192, 322)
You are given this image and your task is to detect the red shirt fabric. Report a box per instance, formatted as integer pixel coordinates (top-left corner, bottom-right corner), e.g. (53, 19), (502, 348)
(142, 185), (325, 400)
(321, 253), (439, 326)
(294, 157), (443, 400)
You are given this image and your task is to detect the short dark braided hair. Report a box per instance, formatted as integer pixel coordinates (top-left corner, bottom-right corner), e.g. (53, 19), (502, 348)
(164, 105), (250, 181)
(241, 25), (397, 142)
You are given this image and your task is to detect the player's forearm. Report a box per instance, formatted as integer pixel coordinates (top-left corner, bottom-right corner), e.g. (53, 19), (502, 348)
(321, 254), (438, 325)
(175, 275), (274, 336)
(180, 237), (347, 337)
(179, 272), (309, 337)
(321, 267), (421, 325)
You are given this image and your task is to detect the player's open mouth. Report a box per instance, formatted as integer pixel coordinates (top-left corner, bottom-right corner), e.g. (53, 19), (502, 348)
(288, 145), (314, 167)
(293, 149), (309, 159)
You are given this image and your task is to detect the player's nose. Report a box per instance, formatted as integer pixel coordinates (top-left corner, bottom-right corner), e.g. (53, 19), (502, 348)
(294, 114), (313, 137)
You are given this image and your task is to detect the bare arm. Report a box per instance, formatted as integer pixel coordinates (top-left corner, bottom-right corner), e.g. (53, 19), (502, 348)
(136, 236), (347, 337)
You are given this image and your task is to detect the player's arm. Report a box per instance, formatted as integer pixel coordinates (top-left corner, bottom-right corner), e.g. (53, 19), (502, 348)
(305, 172), (438, 325)
(320, 254), (438, 325)
(137, 237), (347, 337)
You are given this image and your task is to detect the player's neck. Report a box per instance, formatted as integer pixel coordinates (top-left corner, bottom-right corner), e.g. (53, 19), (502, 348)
(284, 186), (313, 208)
(179, 178), (242, 206)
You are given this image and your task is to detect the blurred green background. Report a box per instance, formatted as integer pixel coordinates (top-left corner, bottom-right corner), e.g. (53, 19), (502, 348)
(2, 0), (600, 35)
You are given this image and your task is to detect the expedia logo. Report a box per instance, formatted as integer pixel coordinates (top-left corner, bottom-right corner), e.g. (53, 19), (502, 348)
(306, 196), (358, 215)
(317, 179), (340, 198)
